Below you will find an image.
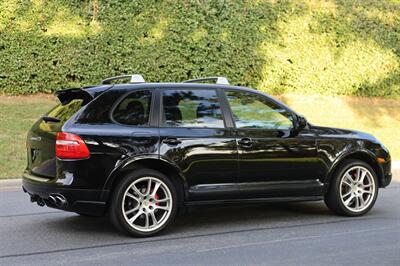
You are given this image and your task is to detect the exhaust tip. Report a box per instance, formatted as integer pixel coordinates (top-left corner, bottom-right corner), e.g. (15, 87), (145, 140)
(30, 194), (45, 207)
(48, 195), (56, 204)
(49, 194), (68, 208)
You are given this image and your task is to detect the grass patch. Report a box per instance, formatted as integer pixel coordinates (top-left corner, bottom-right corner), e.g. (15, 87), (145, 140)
(0, 95), (55, 179)
(0, 94), (398, 179)
(277, 94), (400, 160)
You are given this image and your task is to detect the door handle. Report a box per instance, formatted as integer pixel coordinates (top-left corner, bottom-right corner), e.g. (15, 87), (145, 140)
(238, 137), (253, 146)
(162, 138), (181, 146)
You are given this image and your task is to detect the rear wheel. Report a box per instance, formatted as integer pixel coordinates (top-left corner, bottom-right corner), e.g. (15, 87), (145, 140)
(325, 160), (378, 216)
(110, 169), (178, 237)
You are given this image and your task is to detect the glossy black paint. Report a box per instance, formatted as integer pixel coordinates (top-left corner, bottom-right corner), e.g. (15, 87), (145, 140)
(235, 128), (324, 198)
(22, 83), (392, 215)
(160, 127), (238, 200)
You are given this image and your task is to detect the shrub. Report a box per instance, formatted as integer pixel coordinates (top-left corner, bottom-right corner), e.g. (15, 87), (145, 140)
(0, 0), (399, 97)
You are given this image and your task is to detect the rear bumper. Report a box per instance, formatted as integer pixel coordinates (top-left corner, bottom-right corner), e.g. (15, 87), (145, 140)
(22, 173), (109, 216)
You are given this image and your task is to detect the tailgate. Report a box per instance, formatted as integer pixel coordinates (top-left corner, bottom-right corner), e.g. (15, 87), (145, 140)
(26, 88), (93, 179)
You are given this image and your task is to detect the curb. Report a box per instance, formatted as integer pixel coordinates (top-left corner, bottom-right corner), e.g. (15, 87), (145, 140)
(1, 161), (399, 192)
(0, 179), (22, 192)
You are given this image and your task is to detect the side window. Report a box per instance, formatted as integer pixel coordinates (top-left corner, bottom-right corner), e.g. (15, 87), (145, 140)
(162, 89), (224, 128)
(112, 90), (152, 126)
(225, 90), (293, 130)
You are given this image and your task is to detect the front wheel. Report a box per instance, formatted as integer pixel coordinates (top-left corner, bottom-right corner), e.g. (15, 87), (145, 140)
(110, 169), (178, 237)
(325, 160), (378, 216)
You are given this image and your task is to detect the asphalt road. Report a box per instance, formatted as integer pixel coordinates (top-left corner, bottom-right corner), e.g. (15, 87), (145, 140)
(0, 182), (399, 265)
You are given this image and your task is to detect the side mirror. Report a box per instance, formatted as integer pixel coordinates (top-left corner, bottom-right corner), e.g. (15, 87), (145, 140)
(292, 114), (307, 134)
(297, 115), (307, 130)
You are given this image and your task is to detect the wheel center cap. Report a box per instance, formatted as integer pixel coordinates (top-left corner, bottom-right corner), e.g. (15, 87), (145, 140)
(143, 200), (149, 207)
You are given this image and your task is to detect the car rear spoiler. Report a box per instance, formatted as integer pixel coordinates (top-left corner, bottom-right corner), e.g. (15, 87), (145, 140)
(54, 85), (111, 105)
(55, 88), (93, 105)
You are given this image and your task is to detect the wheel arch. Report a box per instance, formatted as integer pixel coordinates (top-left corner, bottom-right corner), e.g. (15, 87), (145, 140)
(103, 156), (188, 204)
(327, 151), (384, 187)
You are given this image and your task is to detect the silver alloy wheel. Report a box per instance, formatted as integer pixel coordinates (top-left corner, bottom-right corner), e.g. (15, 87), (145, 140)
(339, 166), (376, 212)
(122, 176), (173, 232)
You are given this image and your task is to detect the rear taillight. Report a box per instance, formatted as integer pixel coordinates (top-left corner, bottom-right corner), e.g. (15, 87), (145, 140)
(56, 132), (90, 159)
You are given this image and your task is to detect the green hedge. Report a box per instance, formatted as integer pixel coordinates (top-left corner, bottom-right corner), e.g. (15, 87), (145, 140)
(0, 0), (399, 97)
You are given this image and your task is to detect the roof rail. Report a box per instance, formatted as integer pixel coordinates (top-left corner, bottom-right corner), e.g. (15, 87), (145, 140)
(182, 77), (230, 85)
(101, 74), (145, 84)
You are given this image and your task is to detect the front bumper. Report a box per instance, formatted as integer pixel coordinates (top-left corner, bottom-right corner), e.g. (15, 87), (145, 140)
(380, 159), (392, 188)
(22, 173), (109, 216)
(381, 172), (392, 188)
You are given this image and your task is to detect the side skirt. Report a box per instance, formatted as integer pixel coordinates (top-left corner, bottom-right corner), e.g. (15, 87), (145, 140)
(185, 196), (324, 206)
(187, 180), (325, 201)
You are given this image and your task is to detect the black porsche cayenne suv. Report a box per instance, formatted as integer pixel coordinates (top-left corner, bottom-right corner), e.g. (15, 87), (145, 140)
(23, 75), (392, 237)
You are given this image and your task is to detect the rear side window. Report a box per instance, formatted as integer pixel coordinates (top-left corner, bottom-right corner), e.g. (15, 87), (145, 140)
(162, 89), (224, 128)
(112, 90), (152, 126)
(76, 89), (126, 124)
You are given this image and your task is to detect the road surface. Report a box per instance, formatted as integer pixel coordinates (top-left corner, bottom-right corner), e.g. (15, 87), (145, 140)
(0, 181), (399, 265)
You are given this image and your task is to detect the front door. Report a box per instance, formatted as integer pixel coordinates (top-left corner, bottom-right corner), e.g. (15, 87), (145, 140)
(224, 89), (323, 198)
(158, 88), (238, 201)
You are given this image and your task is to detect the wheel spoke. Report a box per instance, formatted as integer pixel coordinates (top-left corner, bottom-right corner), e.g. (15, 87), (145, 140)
(362, 183), (373, 189)
(155, 205), (170, 211)
(358, 195), (366, 207)
(146, 179), (152, 195)
(126, 192), (140, 203)
(131, 184), (145, 197)
(342, 180), (352, 188)
(355, 196), (360, 209)
(144, 212), (149, 228)
(151, 181), (162, 197)
(342, 190), (352, 198)
(155, 197), (170, 203)
(361, 189), (373, 195)
(128, 210), (143, 224)
(344, 173), (354, 184)
(344, 195), (355, 206)
(359, 169), (367, 183)
(356, 168), (361, 182)
(150, 211), (158, 226)
(125, 206), (139, 215)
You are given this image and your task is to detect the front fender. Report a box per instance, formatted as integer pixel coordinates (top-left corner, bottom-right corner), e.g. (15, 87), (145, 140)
(326, 149), (383, 185)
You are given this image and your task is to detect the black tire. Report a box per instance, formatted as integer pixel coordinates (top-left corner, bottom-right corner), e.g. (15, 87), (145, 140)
(109, 169), (178, 237)
(324, 159), (379, 216)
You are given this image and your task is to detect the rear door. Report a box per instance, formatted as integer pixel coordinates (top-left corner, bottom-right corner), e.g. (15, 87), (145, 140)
(158, 87), (238, 201)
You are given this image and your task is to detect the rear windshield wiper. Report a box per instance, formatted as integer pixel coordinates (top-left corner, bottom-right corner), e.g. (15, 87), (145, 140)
(41, 116), (61, 123)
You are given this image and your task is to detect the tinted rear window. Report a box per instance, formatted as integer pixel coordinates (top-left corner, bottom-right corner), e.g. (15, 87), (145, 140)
(46, 99), (84, 124)
(75, 89), (126, 124)
(162, 89), (224, 128)
(112, 90), (153, 126)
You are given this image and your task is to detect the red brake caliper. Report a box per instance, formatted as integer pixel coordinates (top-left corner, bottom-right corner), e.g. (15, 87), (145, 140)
(154, 193), (160, 206)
